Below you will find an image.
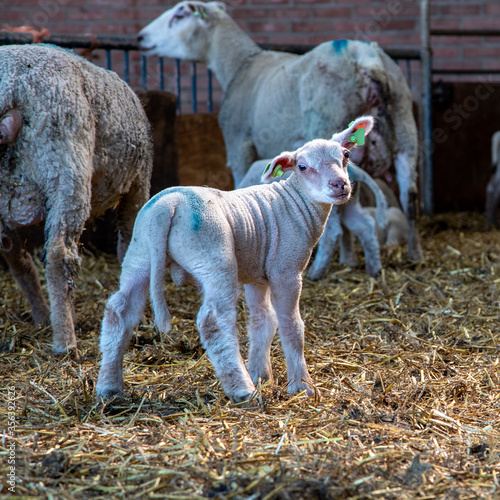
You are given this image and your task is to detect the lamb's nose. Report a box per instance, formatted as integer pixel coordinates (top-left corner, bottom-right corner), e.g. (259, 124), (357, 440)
(329, 179), (347, 190)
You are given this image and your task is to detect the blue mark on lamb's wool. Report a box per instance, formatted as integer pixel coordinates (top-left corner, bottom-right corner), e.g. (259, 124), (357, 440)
(186, 191), (205, 231)
(332, 39), (349, 54)
(139, 187), (205, 231)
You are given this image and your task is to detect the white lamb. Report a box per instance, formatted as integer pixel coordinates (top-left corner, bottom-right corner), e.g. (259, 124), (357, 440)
(137, 0), (423, 262)
(0, 44), (153, 354)
(96, 117), (374, 402)
(239, 159), (388, 278)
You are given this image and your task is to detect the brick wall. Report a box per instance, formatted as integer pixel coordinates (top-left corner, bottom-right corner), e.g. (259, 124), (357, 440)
(3, 0), (500, 108)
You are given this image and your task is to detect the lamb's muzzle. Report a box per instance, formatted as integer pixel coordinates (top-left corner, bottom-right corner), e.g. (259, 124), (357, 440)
(96, 117), (374, 403)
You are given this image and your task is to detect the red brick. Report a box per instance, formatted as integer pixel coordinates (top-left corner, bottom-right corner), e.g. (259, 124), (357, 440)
(312, 6), (351, 18)
(249, 21), (290, 33)
(439, 5), (480, 16)
(432, 46), (460, 59)
(232, 9), (270, 19)
(272, 8), (311, 19)
(463, 17), (500, 31)
(292, 20), (332, 33)
(484, 4), (500, 15)
(69, 8), (107, 21)
(463, 46), (500, 59)
(430, 18), (461, 31)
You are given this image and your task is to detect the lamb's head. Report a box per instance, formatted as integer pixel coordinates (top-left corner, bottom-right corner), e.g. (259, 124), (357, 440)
(137, 1), (226, 62)
(262, 116), (374, 205)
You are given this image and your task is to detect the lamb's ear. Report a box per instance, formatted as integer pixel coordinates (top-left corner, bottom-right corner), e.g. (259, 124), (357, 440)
(261, 152), (295, 183)
(331, 115), (374, 150)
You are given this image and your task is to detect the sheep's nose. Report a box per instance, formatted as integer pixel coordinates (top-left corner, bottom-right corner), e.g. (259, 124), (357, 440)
(137, 34), (144, 43)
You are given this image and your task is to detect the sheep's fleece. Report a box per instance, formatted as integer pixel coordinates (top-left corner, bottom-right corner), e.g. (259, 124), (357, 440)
(0, 44), (153, 354)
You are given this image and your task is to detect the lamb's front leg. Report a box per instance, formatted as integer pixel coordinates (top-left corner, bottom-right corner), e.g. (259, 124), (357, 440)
(307, 206), (343, 281)
(269, 277), (315, 397)
(244, 284), (278, 386)
(197, 280), (255, 403)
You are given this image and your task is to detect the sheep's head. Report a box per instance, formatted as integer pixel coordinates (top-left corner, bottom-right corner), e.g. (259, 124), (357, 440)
(137, 1), (226, 62)
(262, 116), (374, 205)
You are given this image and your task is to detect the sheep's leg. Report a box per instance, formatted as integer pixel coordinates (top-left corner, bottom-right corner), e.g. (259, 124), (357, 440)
(115, 175), (151, 263)
(1, 231), (50, 326)
(43, 234), (81, 354)
(244, 283), (278, 386)
(96, 268), (150, 399)
(307, 206), (343, 281)
(269, 278), (315, 397)
(394, 152), (423, 261)
(197, 280), (255, 403)
(342, 201), (382, 277)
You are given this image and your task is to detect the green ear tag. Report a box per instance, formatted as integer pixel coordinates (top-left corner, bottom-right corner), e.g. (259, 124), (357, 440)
(263, 162), (272, 175)
(272, 164), (284, 178)
(349, 127), (365, 146)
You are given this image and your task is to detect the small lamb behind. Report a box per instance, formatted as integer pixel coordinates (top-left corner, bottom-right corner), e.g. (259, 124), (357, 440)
(365, 206), (408, 247)
(239, 159), (388, 278)
(96, 116), (374, 402)
(0, 44), (153, 354)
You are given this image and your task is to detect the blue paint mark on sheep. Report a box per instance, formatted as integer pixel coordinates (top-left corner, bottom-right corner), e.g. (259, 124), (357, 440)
(140, 187), (205, 231)
(332, 39), (348, 53)
(186, 191), (205, 231)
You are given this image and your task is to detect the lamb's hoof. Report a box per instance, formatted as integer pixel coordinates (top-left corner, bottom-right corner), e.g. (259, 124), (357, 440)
(95, 387), (124, 402)
(288, 382), (320, 400)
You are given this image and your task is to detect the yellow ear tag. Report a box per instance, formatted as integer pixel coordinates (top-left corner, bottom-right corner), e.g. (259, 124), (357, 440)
(272, 164), (284, 178)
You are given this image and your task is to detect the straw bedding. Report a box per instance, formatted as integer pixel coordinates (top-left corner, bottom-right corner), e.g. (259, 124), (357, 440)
(1, 211), (499, 499)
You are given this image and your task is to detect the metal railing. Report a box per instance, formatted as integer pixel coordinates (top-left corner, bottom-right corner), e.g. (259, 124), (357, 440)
(0, 31), (420, 114)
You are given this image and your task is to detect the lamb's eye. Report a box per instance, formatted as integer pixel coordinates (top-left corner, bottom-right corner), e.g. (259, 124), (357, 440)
(343, 150), (350, 159)
(298, 164), (307, 172)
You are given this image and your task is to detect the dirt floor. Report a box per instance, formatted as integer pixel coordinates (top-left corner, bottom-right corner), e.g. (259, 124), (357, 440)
(1, 211), (499, 499)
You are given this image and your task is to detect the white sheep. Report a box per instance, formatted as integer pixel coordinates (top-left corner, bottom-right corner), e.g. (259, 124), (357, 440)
(239, 159), (388, 278)
(137, 0), (423, 262)
(95, 117), (374, 402)
(0, 44), (153, 354)
(486, 131), (500, 227)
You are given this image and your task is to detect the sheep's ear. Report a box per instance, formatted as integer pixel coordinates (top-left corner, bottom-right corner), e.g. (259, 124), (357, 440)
(261, 152), (295, 183)
(0, 109), (22, 146)
(331, 115), (374, 150)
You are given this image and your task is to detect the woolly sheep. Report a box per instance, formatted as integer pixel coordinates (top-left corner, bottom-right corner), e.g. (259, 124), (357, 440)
(137, 0), (423, 262)
(0, 44), (153, 354)
(239, 159), (388, 278)
(95, 117), (374, 402)
(486, 131), (500, 227)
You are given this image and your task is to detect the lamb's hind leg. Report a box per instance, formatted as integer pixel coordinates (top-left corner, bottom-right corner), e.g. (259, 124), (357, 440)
(197, 277), (255, 403)
(96, 267), (149, 399)
(245, 284), (278, 386)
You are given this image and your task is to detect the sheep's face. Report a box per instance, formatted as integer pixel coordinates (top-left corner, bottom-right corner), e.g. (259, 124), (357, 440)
(138, 1), (223, 62)
(262, 116), (375, 206)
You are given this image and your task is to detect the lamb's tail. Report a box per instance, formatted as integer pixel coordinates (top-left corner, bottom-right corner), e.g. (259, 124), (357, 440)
(148, 203), (173, 334)
(348, 163), (388, 229)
